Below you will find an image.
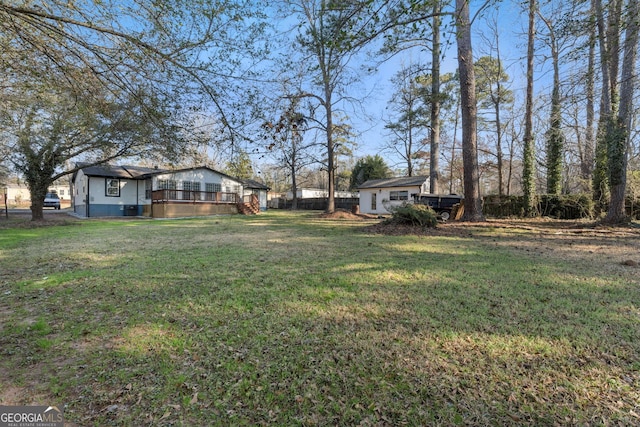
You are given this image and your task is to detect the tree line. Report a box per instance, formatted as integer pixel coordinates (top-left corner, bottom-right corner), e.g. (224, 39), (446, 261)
(1, 0), (638, 223)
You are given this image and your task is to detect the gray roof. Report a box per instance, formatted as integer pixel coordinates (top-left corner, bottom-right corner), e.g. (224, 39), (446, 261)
(242, 178), (270, 190)
(79, 164), (166, 179)
(76, 164), (248, 185)
(357, 176), (428, 189)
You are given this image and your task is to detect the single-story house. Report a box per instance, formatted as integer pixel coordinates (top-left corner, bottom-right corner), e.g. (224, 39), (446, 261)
(357, 176), (429, 215)
(3, 182), (71, 207)
(72, 164), (269, 218)
(285, 188), (357, 199)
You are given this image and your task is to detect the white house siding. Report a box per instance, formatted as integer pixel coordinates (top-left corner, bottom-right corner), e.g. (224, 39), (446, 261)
(152, 169), (242, 195)
(285, 188), (356, 199)
(359, 185), (425, 215)
(85, 176), (140, 216)
(5, 184), (30, 206)
(137, 180), (150, 205)
(73, 169), (88, 216)
(257, 190), (267, 211)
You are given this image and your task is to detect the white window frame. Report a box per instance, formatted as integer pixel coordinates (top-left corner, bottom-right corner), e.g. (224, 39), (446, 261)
(389, 190), (408, 201)
(106, 178), (120, 197)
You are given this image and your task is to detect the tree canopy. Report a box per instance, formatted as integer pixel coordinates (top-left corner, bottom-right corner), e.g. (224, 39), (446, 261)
(1, 0), (267, 219)
(349, 154), (392, 190)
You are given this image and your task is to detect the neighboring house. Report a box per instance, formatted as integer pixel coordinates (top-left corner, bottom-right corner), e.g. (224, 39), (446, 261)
(357, 176), (429, 215)
(3, 182), (71, 207)
(285, 188), (357, 199)
(4, 183), (31, 206)
(72, 164), (267, 218)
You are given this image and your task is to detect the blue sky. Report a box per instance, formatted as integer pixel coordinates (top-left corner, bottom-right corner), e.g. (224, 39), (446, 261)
(351, 0), (532, 161)
(247, 0), (561, 177)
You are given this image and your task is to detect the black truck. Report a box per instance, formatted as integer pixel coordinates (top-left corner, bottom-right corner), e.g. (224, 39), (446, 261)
(413, 194), (463, 221)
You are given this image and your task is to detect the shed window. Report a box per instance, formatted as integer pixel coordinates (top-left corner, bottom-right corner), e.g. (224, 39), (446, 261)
(389, 191), (408, 201)
(106, 179), (120, 197)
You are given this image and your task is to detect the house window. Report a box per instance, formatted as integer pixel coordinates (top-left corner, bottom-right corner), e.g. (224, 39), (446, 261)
(205, 183), (221, 200)
(183, 181), (193, 200)
(371, 193), (377, 211)
(182, 181), (201, 200)
(389, 191), (408, 201)
(59, 189), (65, 196)
(159, 179), (177, 199)
(106, 179), (120, 197)
(145, 179), (152, 199)
(206, 183), (221, 193)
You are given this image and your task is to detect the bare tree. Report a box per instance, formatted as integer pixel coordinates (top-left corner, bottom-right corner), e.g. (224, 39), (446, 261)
(285, 0), (373, 213)
(261, 97), (314, 210)
(383, 62), (430, 176)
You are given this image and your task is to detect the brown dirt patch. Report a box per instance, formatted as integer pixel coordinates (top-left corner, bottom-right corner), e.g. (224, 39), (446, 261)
(0, 210), (81, 229)
(364, 217), (640, 277)
(318, 208), (379, 220)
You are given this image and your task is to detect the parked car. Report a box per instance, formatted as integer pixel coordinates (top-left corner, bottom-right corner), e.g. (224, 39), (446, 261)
(413, 193), (463, 221)
(43, 192), (61, 209)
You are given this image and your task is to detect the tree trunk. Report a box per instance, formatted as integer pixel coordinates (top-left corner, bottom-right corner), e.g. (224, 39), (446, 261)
(455, 0), (484, 221)
(494, 100), (503, 196)
(522, 0), (537, 216)
(449, 96), (460, 194)
(593, 0), (624, 206)
(582, 2), (596, 187)
(604, 0), (639, 223)
(541, 14), (564, 196)
(291, 163), (299, 210)
(430, 2), (441, 194)
(494, 42), (504, 196)
(325, 96), (336, 213)
(27, 179), (50, 221)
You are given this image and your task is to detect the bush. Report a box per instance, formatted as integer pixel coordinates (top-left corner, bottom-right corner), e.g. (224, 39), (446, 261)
(384, 203), (438, 228)
(483, 194), (594, 219)
(483, 195), (525, 217)
(538, 194), (593, 219)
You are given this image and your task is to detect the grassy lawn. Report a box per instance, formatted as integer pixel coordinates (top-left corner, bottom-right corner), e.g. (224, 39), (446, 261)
(1, 211), (639, 426)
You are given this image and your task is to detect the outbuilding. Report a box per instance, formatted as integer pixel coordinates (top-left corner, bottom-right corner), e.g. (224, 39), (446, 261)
(357, 176), (429, 215)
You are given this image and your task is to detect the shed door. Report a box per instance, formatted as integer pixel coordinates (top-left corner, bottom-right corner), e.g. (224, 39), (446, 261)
(371, 193), (377, 211)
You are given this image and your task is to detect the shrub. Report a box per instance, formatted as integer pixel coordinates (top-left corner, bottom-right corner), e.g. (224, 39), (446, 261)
(483, 194), (594, 219)
(384, 203), (438, 228)
(483, 195), (525, 217)
(538, 194), (593, 219)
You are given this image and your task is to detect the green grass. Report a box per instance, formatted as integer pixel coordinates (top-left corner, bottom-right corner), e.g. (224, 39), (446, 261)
(0, 211), (639, 425)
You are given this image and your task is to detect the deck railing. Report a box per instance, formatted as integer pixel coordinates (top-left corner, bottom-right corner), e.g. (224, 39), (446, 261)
(151, 189), (238, 204)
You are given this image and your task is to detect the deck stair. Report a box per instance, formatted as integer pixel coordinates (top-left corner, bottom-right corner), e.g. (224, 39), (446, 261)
(238, 194), (260, 215)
